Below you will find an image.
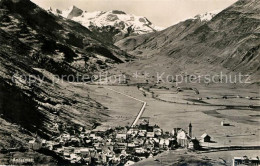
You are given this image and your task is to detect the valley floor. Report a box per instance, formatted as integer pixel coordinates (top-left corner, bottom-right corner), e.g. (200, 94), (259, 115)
(85, 83), (260, 165)
(0, 81), (258, 165)
(135, 149), (260, 166)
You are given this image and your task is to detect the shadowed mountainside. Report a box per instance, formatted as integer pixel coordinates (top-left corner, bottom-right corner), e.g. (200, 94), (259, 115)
(0, 0), (130, 142)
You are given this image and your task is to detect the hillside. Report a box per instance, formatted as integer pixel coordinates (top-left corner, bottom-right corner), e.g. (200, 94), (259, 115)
(0, 0), (130, 149)
(115, 0), (260, 83)
(48, 6), (163, 44)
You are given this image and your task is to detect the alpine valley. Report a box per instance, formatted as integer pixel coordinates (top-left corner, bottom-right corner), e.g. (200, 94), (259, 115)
(0, 0), (259, 165)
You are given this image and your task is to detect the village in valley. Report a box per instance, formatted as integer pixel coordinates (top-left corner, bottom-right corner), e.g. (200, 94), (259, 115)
(24, 84), (260, 166)
(28, 117), (211, 165)
(1, 0), (260, 165)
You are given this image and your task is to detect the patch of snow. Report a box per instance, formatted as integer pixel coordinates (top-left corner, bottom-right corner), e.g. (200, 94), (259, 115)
(171, 9), (222, 26)
(195, 9), (221, 21)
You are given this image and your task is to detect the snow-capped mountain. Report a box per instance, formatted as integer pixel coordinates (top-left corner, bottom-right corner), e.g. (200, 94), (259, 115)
(171, 10), (221, 26)
(47, 6), (163, 43)
(194, 10), (221, 21)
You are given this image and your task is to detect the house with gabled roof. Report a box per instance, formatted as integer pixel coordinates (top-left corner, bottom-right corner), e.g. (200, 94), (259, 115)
(201, 133), (211, 142)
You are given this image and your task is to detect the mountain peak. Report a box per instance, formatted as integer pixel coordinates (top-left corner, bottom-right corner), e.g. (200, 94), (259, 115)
(68, 5), (81, 12)
(65, 5), (83, 19)
(47, 6), (164, 43)
(111, 10), (126, 15)
(194, 10), (221, 21)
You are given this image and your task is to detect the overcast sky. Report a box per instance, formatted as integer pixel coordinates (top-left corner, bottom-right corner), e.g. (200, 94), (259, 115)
(31, 0), (237, 27)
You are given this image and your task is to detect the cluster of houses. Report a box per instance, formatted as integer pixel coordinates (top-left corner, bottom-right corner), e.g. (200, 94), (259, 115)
(233, 156), (260, 166)
(28, 119), (212, 165)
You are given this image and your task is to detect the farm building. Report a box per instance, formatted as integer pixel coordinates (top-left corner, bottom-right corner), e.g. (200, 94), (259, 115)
(221, 121), (230, 126)
(201, 133), (211, 142)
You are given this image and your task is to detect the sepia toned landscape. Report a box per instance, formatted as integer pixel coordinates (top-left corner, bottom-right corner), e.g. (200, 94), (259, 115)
(0, 0), (259, 165)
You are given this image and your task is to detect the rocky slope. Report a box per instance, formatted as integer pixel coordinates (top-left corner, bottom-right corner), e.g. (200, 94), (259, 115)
(115, 0), (260, 83)
(115, 10), (221, 56)
(48, 6), (163, 44)
(0, 0), (131, 144)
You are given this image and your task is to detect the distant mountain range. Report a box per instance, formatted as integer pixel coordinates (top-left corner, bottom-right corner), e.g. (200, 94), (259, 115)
(115, 0), (260, 83)
(47, 6), (163, 43)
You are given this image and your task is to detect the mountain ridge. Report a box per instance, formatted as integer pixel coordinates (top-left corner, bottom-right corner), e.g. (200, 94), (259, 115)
(47, 5), (164, 43)
(0, 0), (130, 142)
(115, 0), (260, 83)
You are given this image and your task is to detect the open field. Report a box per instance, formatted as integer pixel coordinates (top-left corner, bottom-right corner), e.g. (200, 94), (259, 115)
(83, 83), (259, 164)
(134, 149), (260, 166)
(86, 84), (259, 146)
(86, 84), (143, 129)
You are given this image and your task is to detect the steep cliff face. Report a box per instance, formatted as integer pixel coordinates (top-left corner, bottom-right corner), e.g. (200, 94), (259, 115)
(115, 0), (260, 83)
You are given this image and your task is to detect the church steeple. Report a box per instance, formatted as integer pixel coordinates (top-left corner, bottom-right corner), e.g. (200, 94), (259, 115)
(188, 122), (192, 138)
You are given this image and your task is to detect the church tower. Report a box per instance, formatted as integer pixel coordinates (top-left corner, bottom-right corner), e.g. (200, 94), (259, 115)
(188, 122), (192, 138)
